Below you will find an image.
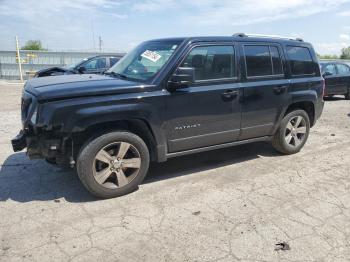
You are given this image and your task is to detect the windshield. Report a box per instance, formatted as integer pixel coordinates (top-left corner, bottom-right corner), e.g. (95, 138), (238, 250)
(107, 40), (182, 82)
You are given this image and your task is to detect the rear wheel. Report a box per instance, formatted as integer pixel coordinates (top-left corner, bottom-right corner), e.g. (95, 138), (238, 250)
(77, 132), (150, 198)
(345, 88), (350, 100)
(272, 110), (310, 154)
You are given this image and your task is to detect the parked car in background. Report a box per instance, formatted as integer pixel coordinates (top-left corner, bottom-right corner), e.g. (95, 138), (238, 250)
(320, 61), (350, 99)
(12, 34), (324, 198)
(34, 55), (121, 77)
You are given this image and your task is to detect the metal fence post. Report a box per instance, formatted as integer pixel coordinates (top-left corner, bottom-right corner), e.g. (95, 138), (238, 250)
(15, 36), (23, 82)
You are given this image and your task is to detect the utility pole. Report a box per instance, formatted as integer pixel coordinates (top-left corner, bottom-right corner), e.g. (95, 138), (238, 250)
(15, 36), (23, 82)
(91, 20), (96, 50)
(99, 36), (103, 52)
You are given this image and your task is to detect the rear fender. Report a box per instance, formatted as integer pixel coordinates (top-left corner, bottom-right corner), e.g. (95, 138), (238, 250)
(273, 90), (317, 133)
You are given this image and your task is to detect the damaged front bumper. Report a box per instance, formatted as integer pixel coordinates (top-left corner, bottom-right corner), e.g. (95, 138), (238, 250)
(11, 131), (27, 152)
(11, 128), (67, 160)
(13, 89), (69, 161)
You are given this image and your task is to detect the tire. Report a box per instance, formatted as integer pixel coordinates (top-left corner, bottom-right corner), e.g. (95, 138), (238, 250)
(345, 88), (350, 100)
(272, 110), (310, 155)
(45, 158), (57, 165)
(77, 131), (150, 199)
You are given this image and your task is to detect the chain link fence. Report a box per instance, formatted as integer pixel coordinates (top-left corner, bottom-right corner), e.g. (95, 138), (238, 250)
(0, 50), (125, 80)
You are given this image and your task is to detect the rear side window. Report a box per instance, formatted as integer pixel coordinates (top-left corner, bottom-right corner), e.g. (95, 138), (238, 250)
(287, 46), (316, 76)
(181, 45), (235, 81)
(244, 45), (284, 77)
(336, 63), (350, 74)
(245, 46), (272, 76)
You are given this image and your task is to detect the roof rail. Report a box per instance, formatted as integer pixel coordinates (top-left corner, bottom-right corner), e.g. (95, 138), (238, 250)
(233, 33), (303, 42)
(233, 33), (247, 38)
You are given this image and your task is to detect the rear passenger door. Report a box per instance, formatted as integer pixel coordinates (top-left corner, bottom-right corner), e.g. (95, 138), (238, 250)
(335, 63), (350, 94)
(238, 43), (289, 140)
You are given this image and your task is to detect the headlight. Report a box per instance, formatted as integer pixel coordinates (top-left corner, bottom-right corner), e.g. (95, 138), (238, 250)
(30, 106), (38, 124)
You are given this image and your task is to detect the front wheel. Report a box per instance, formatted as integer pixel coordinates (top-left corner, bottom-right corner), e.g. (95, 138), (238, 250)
(272, 110), (310, 155)
(77, 132), (150, 198)
(45, 158), (57, 165)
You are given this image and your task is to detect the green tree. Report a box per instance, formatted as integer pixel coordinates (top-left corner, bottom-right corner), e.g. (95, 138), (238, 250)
(21, 40), (47, 51)
(317, 53), (339, 60)
(340, 47), (350, 59)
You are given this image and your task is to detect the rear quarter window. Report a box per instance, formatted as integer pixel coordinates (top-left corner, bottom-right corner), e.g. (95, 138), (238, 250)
(287, 46), (317, 76)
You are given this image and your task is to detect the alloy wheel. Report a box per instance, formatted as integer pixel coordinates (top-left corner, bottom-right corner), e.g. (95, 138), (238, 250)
(284, 116), (307, 148)
(93, 142), (141, 189)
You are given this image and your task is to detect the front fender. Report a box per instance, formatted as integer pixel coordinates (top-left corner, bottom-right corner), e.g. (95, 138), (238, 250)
(37, 92), (166, 146)
(68, 103), (156, 132)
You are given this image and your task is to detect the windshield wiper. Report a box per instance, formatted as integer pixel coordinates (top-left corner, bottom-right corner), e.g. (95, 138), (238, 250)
(104, 71), (128, 80)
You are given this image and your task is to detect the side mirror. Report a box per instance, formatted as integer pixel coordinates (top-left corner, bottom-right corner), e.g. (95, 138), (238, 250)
(167, 67), (195, 91)
(77, 66), (86, 74)
(322, 71), (332, 77)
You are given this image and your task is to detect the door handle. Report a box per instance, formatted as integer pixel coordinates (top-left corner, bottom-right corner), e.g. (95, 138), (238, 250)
(221, 90), (239, 100)
(273, 85), (288, 95)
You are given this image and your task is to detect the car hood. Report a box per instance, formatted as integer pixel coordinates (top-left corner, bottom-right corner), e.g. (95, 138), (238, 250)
(24, 74), (155, 102)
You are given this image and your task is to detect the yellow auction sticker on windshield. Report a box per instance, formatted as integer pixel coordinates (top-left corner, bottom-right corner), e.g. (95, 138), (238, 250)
(141, 50), (162, 62)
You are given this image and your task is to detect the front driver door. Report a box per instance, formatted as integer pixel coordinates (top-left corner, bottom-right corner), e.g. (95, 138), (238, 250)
(164, 44), (242, 153)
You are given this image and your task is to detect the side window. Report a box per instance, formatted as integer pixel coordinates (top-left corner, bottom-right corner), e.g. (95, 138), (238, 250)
(336, 64), (350, 74)
(84, 57), (107, 70)
(323, 64), (337, 75)
(287, 46), (316, 76)
(181, 45), (235, 81)
(110, 57), (119, 67)
(244, 45), (272, 77)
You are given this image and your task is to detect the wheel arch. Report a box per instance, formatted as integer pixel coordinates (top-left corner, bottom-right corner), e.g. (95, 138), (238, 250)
(273, 99), (316, 135)
(284, 101), (315, 127)
(72, 118), (159, 162)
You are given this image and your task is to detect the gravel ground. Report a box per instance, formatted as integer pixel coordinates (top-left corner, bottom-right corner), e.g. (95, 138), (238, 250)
(0, 81), (349, 262)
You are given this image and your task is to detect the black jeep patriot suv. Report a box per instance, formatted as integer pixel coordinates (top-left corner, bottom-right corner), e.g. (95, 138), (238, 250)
(12, 34), (324, 198)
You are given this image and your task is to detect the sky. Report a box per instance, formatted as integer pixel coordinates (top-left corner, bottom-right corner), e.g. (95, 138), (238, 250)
(1, 0), (350, 55)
